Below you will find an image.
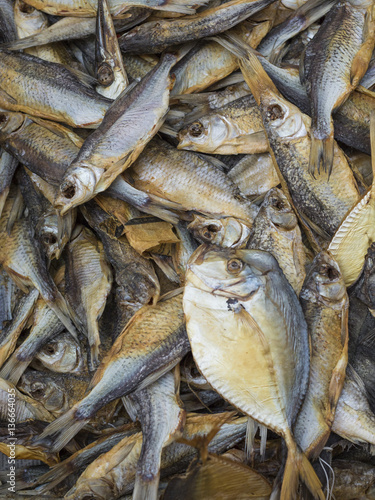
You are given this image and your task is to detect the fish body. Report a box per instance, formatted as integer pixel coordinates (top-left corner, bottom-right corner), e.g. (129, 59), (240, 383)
(55, 53), (177, 214)
(0, 50), (111, 127)
(127, 370), (185, 500)
(130, 138), (258, 223)
(183, 245), (324, 500)
(36, 292), (190, 452)
(247, 188), (306, 293)
(21, 0), (209, 17)
(294, 252), (348, 459)
(0, 188), (77, 339)
(0, 148), (18, 219)
(302, 0), (375, 175)
(118, 0), (274, 54)
(65, 225), (112, 368)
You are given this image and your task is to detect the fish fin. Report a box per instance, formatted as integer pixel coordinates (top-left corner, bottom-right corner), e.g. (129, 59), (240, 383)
(0, 355), (30, 385)
(350, 5), (375, 88)
(133, 472), (160, 500)
(309, 129), (334, 178)
(211, 33), (279, 105)
(0, 186), (10, 220)
(69, 67), (98, 88)
(6, 188), (24, 235)
(0, 87), (17, 105)
(37, 406), (88, 452)
(259, 424), (267, 461)
(30, 117), (84, 148)
(356, 85), (375, 98)
(281, 443), (324, 500)
(327, 306), (349, 413)
(159, 124), (178, 138)
(245, 417), (259, 461)
(371, 112), (375, 196)
(107, 176), (181, 224)
(44, 291), (79, 342)
(299, 46), (307, 85)
(147, 0), (209, 14)
(122, 395), (139, 421)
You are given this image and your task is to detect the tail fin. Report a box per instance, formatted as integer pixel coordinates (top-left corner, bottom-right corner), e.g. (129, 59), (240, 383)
(212, 33), (280, 105)
(0, 353), (30, 385)
(309, 129), (334, 179)
(281, 444), (324, 500)
(133, 471), (160, 500)
(36, 406), (88, 453)
(43, 290), (78, 342)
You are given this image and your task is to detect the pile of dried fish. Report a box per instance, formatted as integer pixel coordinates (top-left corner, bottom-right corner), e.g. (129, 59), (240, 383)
(1, 0), (375, 498)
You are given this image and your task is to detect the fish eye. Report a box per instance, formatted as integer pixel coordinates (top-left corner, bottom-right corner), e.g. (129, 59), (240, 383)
(61, 183), (76, 200)
(97, 63), (114, 87)
(320, 264), (339, 280)
(44, 344), (56, 355)
(0, 114), (7, 126)
(43, 234), (57, 246)
(227, 258), (243, 274)
(267, 104), (284, 121)
(189, 122), (204, 137)
(269, 196), (284, 210)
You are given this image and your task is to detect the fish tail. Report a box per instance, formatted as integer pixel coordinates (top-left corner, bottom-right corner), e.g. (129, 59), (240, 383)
(37, 406), (88, 452)
(44, 291), (79, 342)
(281, 442), (324, 500)
(133, 471), (160, 500)
(309, 130), (334, 179)
(0, 353), (30, 385)
(211, 33), (279, 105)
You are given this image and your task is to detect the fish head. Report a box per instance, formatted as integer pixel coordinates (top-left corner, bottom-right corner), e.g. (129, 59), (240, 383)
(186, 245), (278, 300)
(35, 333), (85, 374)
(301, 252), (347, 305)
(14, 0), (47, 38)
(37, 212), (60, 261)
(188, 215), (251, 248)
(0, 111), (26, 138)
(55, 165), (97, 215)
(262, 188), (297, 231)
(177, 115), (227, 153)
(19, 372), (68, 414)
(260, 93), (307, 142)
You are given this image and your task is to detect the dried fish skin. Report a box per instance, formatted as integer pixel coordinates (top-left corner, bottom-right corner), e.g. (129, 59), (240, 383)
(118, 0), (274, 54)
(65, 224), (113, 368)
(55, 52), (178, 214)
(228, 153), (279, 197)
(247, 188), (306, 294)
(130, 138), (258, 223)
(184, 245), (324, 500)
(0, 50), (111, 127)
(294, 252), (348, 460)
